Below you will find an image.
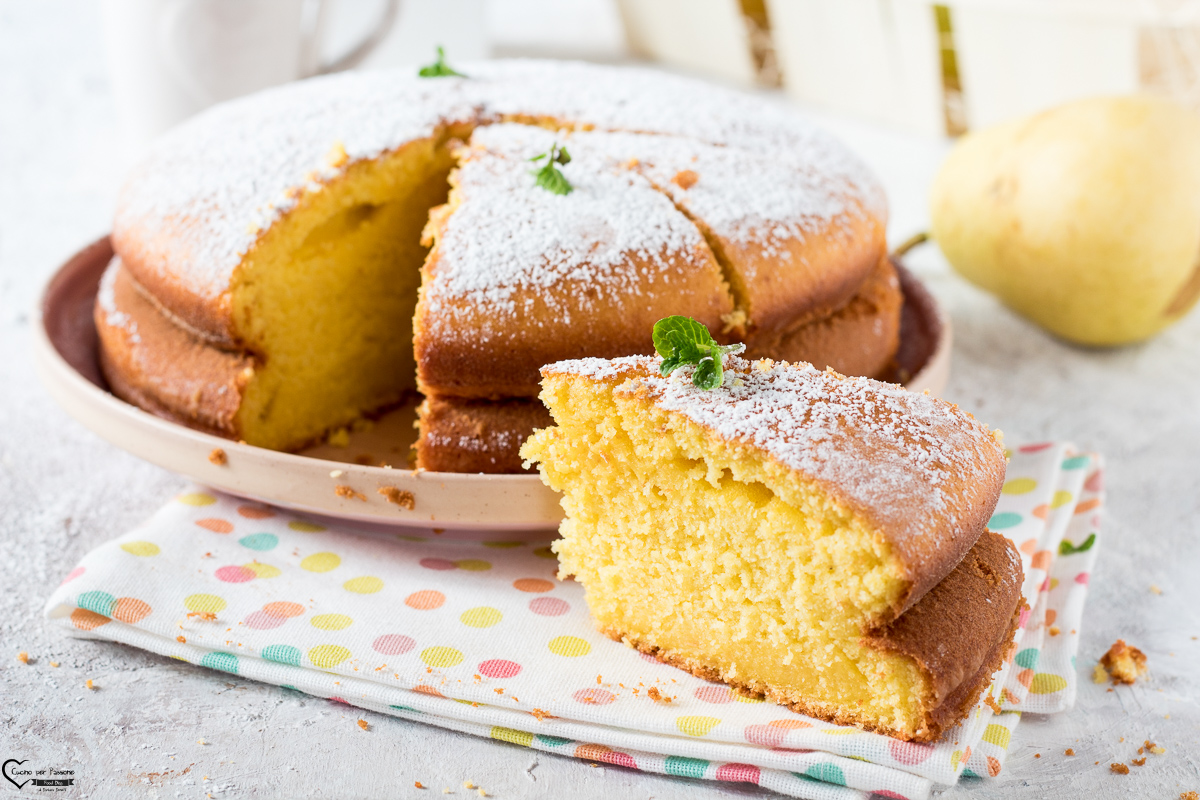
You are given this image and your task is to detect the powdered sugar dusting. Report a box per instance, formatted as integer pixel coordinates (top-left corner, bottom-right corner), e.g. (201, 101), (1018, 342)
(422, 125), (710, 325)
(113, 60), (882, 333)
(97, 257), (139, 343)
(548, 355), (1005, 571)
(629, 133), (884, 259)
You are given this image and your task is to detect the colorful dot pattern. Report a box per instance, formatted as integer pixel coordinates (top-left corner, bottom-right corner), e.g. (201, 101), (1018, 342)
(44, 444), (1103, 800)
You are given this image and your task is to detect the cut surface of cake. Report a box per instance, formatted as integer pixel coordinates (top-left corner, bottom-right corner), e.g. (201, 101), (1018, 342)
(98, 60), (903, 471)
(521, 354), (1023, 741)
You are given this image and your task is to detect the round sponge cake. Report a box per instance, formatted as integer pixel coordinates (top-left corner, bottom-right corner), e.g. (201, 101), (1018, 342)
(100, 60), (897, 468)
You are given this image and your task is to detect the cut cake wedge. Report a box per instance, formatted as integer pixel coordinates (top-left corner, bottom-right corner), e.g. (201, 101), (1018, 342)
(521, 355), (1023, 741)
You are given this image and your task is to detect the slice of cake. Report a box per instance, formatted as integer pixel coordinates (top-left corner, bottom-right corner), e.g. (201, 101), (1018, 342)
(521, 353), (1023, 741)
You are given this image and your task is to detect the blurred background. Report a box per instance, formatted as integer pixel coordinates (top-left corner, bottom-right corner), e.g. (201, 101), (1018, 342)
(95, 0), (1200, 148)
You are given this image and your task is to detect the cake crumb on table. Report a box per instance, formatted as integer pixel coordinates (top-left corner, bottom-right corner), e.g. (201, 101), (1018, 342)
(16, 651), (29, 664)
(1132, 757), (1146, 766)
(1093, 664), (1109, 683)
(1180, 792), (1198, 800)
(1049, 626), (1061, 636)
(414, 781), (424, 789)
(85, 679), (96, 690)
(378, 487), (416, 509)
(188, 611), (218, 621)
(335, 485), (367, 501)
(357, 719), (368, 731)
(1146, 741), (1166, 755)
(49, 661), (59, 668)
(1110, 763), (1130, 775)
(463, 782), (474, 789)
(1100, 640), (1148, 684)
(177, 635), (186, 643)
(208, 448), (227, 466)
(1150, 585), (1162, 594)
(1065, 748), (1075, 756)
(197, 739), (207, 745)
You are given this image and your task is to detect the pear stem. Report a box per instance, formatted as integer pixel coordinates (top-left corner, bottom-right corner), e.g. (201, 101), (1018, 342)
(891, 231), (930, 259)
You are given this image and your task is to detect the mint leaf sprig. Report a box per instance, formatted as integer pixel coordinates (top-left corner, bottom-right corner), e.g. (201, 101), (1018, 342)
(530, 143), (573, 195)
(653, 316), (745, 390)
(1059, 533), (1096, 556)
(418, 46), (466, 78)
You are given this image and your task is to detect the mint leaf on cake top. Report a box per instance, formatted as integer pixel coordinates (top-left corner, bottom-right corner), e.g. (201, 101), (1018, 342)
(652, 316), (744, 390)
(529, 143), (574, 195)
(418, 46), (466, 78)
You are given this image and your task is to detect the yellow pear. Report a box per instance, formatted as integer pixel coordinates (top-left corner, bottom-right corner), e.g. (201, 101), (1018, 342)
(930, 95), (1200, 345)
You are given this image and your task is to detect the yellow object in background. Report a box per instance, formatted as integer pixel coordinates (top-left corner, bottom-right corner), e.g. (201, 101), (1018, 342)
(930, 95), (1200, 346)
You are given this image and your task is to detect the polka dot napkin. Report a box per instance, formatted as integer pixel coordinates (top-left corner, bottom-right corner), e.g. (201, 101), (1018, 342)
(45, 443), (1103, 800)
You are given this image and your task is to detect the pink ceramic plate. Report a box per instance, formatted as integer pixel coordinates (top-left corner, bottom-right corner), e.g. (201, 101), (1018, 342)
(34, 237), (951, 538)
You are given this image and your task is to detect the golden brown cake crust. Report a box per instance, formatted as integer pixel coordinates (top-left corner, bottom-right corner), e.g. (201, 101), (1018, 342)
(415, 395), (552, 473)
(744, 255), (901, 379)
(95, 258), (252, 437)
(605, 530), (1024, 742)
(864, 530), (1025, 739)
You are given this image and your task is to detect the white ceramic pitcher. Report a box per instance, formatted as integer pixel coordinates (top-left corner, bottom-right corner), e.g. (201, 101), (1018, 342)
(102, 0), (399, 146)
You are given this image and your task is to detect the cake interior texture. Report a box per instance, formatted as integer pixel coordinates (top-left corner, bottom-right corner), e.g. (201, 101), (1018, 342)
(229, 134), (459, 450)
(524, 370), (938, 739)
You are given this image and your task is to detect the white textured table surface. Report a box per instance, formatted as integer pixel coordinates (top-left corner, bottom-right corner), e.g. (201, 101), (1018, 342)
(2, 3), (1199, 798)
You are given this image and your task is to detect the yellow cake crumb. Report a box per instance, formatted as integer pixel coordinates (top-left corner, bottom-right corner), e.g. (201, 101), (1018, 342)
(379, 487), (416, 509)
(325, 141), (349, 169)
(208, 448), (227, 466)
(1110, 763), (1129, 775)
(16, 651), (28, 664)
(1101, 640), (1148, 684)
(357, 719), (368, 731)
(85, 679), (96, 690)
(335, 485), (367, 501)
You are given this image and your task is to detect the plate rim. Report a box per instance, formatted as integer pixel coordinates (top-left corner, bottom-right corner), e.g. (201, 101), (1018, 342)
(34, 236), (952, 536)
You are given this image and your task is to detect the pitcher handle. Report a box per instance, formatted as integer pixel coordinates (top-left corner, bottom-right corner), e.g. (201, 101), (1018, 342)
(302, 0), (400, 77)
